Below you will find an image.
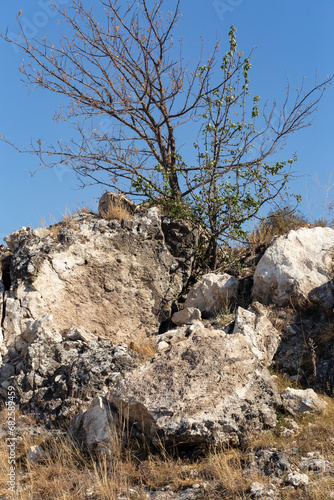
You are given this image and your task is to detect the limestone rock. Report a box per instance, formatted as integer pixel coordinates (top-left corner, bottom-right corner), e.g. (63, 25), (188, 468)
(109, 328), (281, 447)
(171, 307), (202, 326)
(286, 472), (309, 487)
(62, 326), (98, 342)
(299, 452), (333, 473)
(232, 303), (281, 366)
(22, 314), (62, 345)
(183, 273), (239, 316)
(1, 209), (198, 347)
(69, 396), (118, 451)
(252, 227), (334, 307)
(98, 192), (137, 218)
(281, 387), (327, 416)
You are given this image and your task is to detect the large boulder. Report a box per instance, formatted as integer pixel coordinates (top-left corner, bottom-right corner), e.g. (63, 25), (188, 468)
(108, 327), (281, 447)
(252, 227), (334, 307)
(1, 207), (198, 352)
(183, 273), (239, 316)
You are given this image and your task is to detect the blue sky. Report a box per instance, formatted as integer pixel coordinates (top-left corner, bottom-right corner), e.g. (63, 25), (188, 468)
(1, 0), (334, 244)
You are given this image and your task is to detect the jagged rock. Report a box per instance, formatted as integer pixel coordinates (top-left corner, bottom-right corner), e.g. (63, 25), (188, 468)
(62, 326), (98, 342)
(8, 335), (138, 423)
(1, 208), (198, 349)
(98, 191), (137, 217)
(183, 273), (239, 316)
(280, 387), (328, 416)
(249, 482), (279, 499)
(69, 396), (118, 452)
(171, 307), (202, 326)
(252, 227), (334, 307)
(109, 328), (281, 447)
(245, 448), (292, 479)
(232, 303), (281, 366)
(21, 314), (63, 345)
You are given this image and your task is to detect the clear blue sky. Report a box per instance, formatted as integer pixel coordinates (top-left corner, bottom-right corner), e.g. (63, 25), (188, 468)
(1, 0), (334, 244)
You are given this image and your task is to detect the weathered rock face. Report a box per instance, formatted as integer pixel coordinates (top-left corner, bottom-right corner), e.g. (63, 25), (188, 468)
(1, 208), (198, 352)
(252, 227), (334, 307)
(108, 328), (281, 447)
(5, 333), (138, 423)
(183, 273), (239, 316)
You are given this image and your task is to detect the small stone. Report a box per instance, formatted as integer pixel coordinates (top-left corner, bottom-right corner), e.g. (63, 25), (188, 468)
(171, 307), (202, 326)
(286, 472), (309, 487)
(27, 445), (46, 463)
(157, 341), (170, 351)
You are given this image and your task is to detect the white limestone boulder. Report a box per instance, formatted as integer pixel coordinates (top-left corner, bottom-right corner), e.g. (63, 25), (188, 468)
(184, 272), (239, 316)
(69, 396), (118, 451)
(252, 227), (334, 307)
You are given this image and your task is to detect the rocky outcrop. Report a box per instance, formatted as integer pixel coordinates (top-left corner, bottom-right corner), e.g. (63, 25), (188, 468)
(171, 307), (202, 326)
(1, 207), (198, 356)
(183, 272), (239, 316)
(252, 227), (334, 307)
(108, 327), (281, 447)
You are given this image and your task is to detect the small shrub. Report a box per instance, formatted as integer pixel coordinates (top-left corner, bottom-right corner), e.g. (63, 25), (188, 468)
(249, 204), (309, 247)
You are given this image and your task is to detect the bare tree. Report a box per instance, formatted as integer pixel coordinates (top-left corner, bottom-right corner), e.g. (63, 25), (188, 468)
(1, 1), (332, 268)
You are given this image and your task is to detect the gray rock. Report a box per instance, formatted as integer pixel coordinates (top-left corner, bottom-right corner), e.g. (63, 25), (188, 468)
(27, 445), (46, 463)
(10, 336), (138, 424)
(286, 472), (309, 487)
(299, 452), (333, 473)
(109, 328), (280, 447)
(1, 209), (198, 347)
(233, 303), (280, 366)
(69, 396), (118, 452)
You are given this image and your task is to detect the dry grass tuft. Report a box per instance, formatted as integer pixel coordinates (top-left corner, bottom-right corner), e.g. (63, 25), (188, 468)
(100, 203), (132, 221)
(128, 333), (157, 360)
(201, 447), (251, 498)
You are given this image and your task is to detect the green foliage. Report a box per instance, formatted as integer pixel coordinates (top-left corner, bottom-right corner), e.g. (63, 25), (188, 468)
(183, 26), (298, 267)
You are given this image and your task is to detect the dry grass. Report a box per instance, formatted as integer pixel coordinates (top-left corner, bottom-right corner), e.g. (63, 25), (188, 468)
(128, 332), (157, 360)
(100, 203), (132, 221)
(1, 377), (334, 499)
